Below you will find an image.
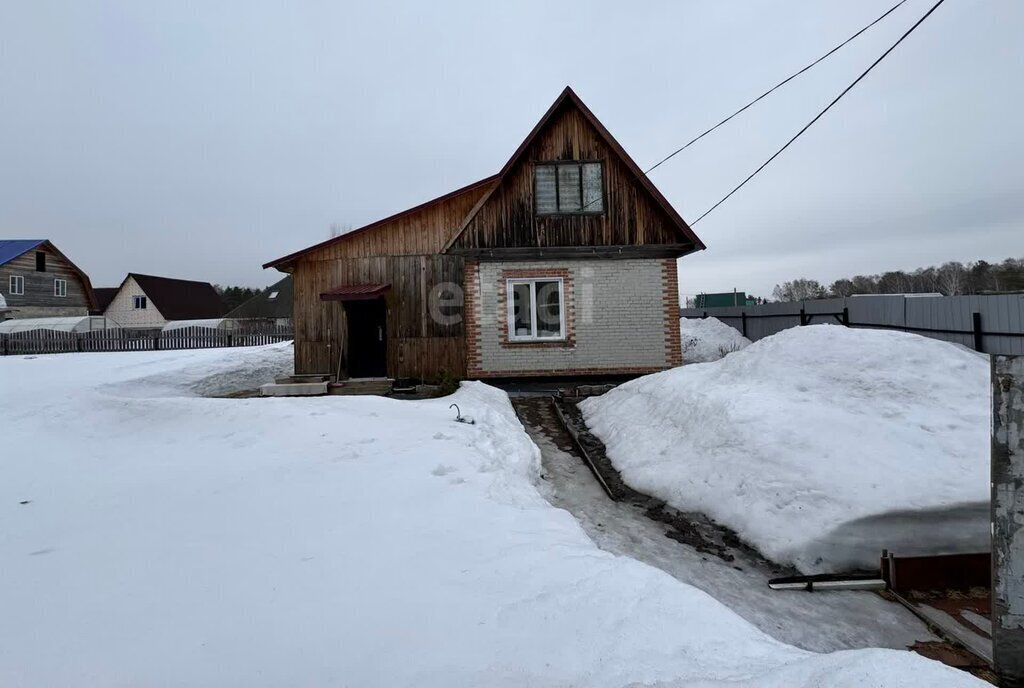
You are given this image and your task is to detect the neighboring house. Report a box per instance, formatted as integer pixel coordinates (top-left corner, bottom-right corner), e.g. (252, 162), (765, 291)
(264, 87), (705, 381)
(224, 276), (292, 328)
(90, 287), (120, 315)
(102, 273), (226, 329)
(0, 239), (96, 319)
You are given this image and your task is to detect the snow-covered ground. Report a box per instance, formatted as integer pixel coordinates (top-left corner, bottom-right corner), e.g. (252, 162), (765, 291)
(583, 325), (990, 574)
(0, 346), (984, 686)
(681, 316), (751, 363)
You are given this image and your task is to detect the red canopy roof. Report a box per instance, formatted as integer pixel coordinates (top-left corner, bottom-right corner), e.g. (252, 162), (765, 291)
(319, 283), (390, 302)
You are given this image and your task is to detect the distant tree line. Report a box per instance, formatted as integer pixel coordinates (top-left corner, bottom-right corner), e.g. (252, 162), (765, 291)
(215, 285), (261, 312)
(772, 257), (1024, 302)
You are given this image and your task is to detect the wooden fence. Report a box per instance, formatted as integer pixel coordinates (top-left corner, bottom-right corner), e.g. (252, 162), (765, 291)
(681, 293), (1024, 355)
(1, 325), (293, 357)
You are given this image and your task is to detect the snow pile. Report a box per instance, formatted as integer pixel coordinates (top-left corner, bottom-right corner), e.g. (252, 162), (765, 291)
(0, 346), (983, 686)
(583, 325), (990, 573)
(681, 316), (751, 363)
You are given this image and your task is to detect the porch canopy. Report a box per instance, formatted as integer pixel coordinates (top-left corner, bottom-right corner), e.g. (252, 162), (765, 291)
(319, 283), (390, 302)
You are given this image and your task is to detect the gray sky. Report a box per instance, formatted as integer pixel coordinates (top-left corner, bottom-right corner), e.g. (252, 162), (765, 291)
(1, 1), (1021, 298)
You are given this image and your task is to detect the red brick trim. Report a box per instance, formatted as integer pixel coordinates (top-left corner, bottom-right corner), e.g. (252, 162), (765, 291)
(465, 260), (483, 377)
(498, 268), (575, 350)
(662, 258), (682, 367)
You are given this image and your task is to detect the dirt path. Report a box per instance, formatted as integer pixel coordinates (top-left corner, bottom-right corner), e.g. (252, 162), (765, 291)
(512, 396), (936, 654)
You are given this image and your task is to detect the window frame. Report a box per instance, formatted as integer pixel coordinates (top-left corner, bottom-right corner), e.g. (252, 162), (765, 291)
(533, 160), (605, 217)
(9, 275), (25, 295)
(133, 295), (148, 310)
(53, 278), (67, 297)
(506, 277), (566, 342)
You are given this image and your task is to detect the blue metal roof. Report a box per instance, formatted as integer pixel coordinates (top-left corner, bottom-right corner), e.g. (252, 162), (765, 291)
(0, 239), (45, 266)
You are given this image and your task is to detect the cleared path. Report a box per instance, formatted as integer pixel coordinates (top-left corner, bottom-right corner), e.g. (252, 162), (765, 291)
(512, 396), (935, 654)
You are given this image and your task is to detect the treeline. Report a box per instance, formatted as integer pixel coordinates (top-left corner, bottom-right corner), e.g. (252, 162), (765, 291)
(772, 258), (1024, 302)
(214, 285), (261, 312)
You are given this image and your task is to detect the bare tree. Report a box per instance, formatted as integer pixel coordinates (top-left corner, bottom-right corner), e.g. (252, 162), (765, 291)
(935, 261), (966, 295)
(772, 278), (827, 302)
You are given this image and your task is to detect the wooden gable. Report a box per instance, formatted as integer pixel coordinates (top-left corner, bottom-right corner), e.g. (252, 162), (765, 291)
(445, 88), (704, 256)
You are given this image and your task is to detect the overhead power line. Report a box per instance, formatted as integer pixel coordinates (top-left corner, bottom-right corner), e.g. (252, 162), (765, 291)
(644, 0), (911, 176)
(691, 0), (948, 225)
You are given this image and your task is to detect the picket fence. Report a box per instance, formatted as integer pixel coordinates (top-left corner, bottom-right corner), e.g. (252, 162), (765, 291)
(681, 293), (1024, 355)
(1, 325), (294, 357)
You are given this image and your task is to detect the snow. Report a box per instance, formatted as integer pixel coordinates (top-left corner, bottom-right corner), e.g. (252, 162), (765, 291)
(582, 325), (990, 574)
(681, 316), (751, 363)
(0, 345), (984, 686)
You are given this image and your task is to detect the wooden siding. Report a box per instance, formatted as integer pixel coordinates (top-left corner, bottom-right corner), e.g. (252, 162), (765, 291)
(451, 104), (683, 250)
(0, 244), (91, 316)
(293, 255), (465, 378)
(290, 182), (488, 379)
(306, 183), (489, 260)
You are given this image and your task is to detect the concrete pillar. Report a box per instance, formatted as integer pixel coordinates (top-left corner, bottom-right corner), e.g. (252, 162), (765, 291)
(992, 355), (1024, 687)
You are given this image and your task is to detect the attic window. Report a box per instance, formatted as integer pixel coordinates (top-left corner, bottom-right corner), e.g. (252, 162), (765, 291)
(133, 295), (147, 310)
(36, 252), (46, 272)
(268, 291), (279, 300)
(534, 161), (604, 215)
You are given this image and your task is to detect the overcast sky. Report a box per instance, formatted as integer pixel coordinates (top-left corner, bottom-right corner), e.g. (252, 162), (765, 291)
(1, 1), (1021, 298)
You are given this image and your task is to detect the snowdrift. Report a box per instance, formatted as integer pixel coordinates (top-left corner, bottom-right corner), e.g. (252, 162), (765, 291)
(0, 345), (984, 685)
(681, 316), (752, 363)
(582, 325), (990, 573)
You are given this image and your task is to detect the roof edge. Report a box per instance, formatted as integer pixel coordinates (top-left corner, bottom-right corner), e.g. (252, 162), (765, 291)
(443, 86), (706, 253)
(263, 174), (500, 271)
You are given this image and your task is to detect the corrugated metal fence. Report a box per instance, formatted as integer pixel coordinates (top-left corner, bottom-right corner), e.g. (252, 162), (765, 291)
(1, 325), (294, 357)
(681, 294), (1024, 355)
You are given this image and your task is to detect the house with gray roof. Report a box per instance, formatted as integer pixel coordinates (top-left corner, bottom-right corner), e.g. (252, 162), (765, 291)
(0, 240), (96, 319)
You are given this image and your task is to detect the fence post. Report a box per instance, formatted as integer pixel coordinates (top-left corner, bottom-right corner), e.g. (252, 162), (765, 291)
(1, 334), (6, 356)
(992, 356), (1024, 687)
(702, 311), (708, 319)
(842, 307), (850, 327)
(153, 332), (160, 351)
(741, 311), (748, 338)
(973, 312), (984, 353)
(799, 307), (807, 326)
(76, 334), (83, 353)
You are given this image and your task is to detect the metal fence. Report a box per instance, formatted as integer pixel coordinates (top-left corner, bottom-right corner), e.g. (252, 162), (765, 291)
(1, 325), (294, 357)
(681, 293), (1024, 355)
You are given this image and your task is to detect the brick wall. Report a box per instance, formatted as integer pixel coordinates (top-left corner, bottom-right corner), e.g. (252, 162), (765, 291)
(467, 258), (680, 377)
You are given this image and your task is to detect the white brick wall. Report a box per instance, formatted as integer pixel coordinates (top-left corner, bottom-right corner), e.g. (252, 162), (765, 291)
(103, 276), (167, 328)
(474, 259), (668, 374)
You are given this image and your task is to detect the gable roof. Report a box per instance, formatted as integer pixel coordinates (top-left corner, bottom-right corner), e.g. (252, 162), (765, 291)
(0, 239), (97, 310)
(124, 273), (226, 320)
(442, 86), (705, 253)
(0, 239), (46, 266)
(263, 87), (704, 272)
(262, 175), (498, 270)
(91, 287), (119, 314)
(225, 276), (293, 319)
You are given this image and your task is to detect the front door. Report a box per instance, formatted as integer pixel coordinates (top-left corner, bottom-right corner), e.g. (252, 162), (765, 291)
(344, 299), (387, 378)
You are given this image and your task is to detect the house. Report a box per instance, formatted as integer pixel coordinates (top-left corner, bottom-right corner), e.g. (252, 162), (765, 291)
(101, 273), (226, 329)
(90, 287), (120, 315)
(224, 276), (293, 328)
(0, 239), (97, 319)
(263, 87), (705, 381)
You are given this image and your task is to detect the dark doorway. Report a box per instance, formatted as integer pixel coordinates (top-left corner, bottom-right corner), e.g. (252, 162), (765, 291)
(344, 299), (387, 378)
